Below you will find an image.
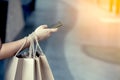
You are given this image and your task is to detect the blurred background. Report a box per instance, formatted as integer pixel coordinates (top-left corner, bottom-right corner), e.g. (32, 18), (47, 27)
(1, 0), (120, 80)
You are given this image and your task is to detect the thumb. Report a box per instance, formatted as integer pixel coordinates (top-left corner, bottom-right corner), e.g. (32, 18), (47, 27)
(35, 25), (48, 32)
(49, 28), (58, 32)
(40, 25), (48, 29)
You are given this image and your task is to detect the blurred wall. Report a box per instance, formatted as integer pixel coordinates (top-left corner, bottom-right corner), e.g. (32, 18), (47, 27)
(6, 0), (25, 42)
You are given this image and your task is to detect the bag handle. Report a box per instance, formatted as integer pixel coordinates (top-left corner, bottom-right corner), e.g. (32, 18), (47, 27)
(15, 37), (27, 56)
(34, 33), (44, 55)
(28, 33), (35, 57)
(31, 32), (44, 57)
(15, 32), (44, 58)
(15, 34), (35, 57)
(28, 32), (44, 58)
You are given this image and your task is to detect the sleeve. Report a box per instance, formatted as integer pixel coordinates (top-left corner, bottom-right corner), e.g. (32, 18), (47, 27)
(0, 38), (1, 49)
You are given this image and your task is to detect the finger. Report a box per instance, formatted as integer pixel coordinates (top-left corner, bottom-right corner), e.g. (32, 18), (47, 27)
(50, 28), (58, 32)
(40, 25), (48, 29)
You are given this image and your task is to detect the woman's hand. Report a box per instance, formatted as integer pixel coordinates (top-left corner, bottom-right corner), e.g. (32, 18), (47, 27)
(34, 25), (58, 41)
(0, 25), (58, 59)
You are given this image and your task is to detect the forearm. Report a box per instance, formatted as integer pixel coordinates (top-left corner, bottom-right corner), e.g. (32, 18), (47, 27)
(0, 25), (58, 60)
(0, 38), (30, 60)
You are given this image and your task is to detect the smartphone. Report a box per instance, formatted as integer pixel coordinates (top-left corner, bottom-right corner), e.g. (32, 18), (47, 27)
(50, 21), (63, 28)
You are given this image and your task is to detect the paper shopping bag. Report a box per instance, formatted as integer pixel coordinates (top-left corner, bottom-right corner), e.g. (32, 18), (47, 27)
(34, 53), (54, 80)
(5, 36), (54, 80)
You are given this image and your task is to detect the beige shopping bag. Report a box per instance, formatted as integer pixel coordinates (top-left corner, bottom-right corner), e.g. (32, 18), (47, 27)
(5, 36), (54, 80)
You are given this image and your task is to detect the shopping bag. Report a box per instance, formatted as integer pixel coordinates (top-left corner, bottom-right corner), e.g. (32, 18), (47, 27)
(5, 35), (54, 80)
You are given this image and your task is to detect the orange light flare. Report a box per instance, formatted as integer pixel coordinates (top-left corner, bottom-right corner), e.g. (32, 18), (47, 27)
(77, 0), (120, 47)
